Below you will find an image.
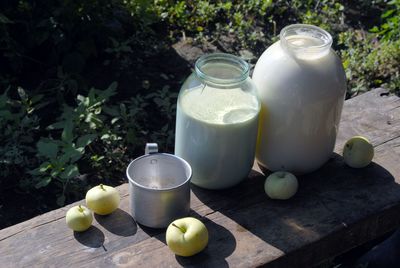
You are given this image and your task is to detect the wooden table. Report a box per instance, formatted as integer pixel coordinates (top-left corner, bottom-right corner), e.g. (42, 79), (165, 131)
(1, 88), (400, 267)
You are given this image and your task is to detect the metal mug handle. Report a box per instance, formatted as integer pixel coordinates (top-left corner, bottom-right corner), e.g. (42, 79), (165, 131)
(145, 143), (158, 155)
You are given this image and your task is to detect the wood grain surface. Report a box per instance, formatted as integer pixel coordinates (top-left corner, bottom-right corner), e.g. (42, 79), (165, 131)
(1, 88), (399, 268)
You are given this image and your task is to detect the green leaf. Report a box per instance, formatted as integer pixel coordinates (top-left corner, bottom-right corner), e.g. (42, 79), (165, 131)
(29, 168), (41, 176)
(93, 83), (117, 103)
(51, 169), (60, 178)
(370, 26), (379, 33)
(30, 94), (44, 104)
(38, 162), (52, 172)
(77, 94), (86, 103)
(35, 100), (51, 110)
(17, 87), (28, 102)
(342, 59), (350, 69)
(0, 110), (13, 120)
(0, 88), (9, 108)
(382, 9), (395, 19)
(47, 121), (66, 130)
(37, 140), (59, 159)
(126, 128), (136, 144)
(60, 146), (84, 163)
(0, 13), (13, 24)
(91, 155), (105, 162)
(101, 133), (110, 140)
(111, 117), (120, 124)
(76, 134), (97, 148)
(86, 114), (103, 128)
(88, 89), (96, 106)
(102, 106), (120, 117)
(120, 103), (127, 118)
(108, 81), (118, 92)
(60, 165), (79, 180)
(35, 177), (52, 189)
(61, 119), (74, 143)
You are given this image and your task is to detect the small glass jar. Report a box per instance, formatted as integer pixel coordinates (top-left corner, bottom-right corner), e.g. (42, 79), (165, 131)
(174, 53), (260, 189)
(253, 24), (347, 174)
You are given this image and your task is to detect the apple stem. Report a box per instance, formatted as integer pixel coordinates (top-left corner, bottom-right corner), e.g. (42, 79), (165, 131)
(100, 184), (105, 190)
(278, 172), (285, 178)
(172, 223), (186, 233)
(78, 205), (84, 213)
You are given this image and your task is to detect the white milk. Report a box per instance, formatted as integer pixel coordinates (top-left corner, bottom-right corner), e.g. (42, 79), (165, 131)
(253, 29), (346, 174)
(175, 85), (259, 189)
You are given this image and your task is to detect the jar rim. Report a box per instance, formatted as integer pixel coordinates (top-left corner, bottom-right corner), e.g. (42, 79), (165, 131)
(280, 24), (332, 55)
(195, 53), (250, 85)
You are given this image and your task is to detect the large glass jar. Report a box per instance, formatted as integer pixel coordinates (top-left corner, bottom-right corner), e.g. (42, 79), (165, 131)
(252, 24), (347, 174)
(174, 53), (260, 189)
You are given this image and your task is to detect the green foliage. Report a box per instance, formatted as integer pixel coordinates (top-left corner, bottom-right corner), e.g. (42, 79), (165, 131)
(338, 0), (400, 96)
(0, 79), (177, 206)
(340, 32), (400, 96)
(150, 0), (398, 95)
(123, 0), (159, 25)
(152, 0), (274, 49)
(147, 86), (178, 151)
(0, 1), (178, 208)
(299, 0), (345, 33)
(28, 84), (118, 205)
(370, 0), (400, 41)
(151, 0), (349, 51)
(0, 88), (41, 184)
(0, 0), (152, 94)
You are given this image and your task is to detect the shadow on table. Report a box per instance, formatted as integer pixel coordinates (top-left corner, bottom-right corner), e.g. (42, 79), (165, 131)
(175, 210), (236, 268)
(74, 226), (105, 248)
(140, 210), (236, 268)
(95, 208), (137, 237)
(191, 153), (400, 263)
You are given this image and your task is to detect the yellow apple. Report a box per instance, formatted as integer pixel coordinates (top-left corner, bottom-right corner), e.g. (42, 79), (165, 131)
(166, 217), (209, 257)
(264, 171), (298, 200)
(66, 205), (93, 232)
(343, 136), (374, 168)
(85, 184), (120, 215)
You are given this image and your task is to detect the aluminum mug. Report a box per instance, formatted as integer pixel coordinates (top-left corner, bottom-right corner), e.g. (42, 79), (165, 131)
(126, 143), (192, 228)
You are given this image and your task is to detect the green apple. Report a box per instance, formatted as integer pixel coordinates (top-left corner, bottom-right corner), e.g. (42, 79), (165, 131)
(66, 205), (93, 232)
(85, 184), (120, 215)
(343, 136), (374, 168)
(166, 217), (209, 257)
(264, 171), (298, 200)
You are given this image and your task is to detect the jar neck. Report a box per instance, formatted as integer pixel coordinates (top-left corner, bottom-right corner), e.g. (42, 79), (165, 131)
(280, 24), (332, 60)
(195, 53), (250, 87)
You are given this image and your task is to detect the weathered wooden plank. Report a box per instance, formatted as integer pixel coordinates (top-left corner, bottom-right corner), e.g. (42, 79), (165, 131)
(0, 88), (399, 268)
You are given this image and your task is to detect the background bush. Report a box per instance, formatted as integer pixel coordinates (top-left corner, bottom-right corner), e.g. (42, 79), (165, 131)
(0, 0), (399, 225)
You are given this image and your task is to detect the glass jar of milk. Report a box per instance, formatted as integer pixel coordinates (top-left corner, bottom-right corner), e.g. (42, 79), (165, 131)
(175, 53), (260, 189)
(253, 24), (347, 174)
